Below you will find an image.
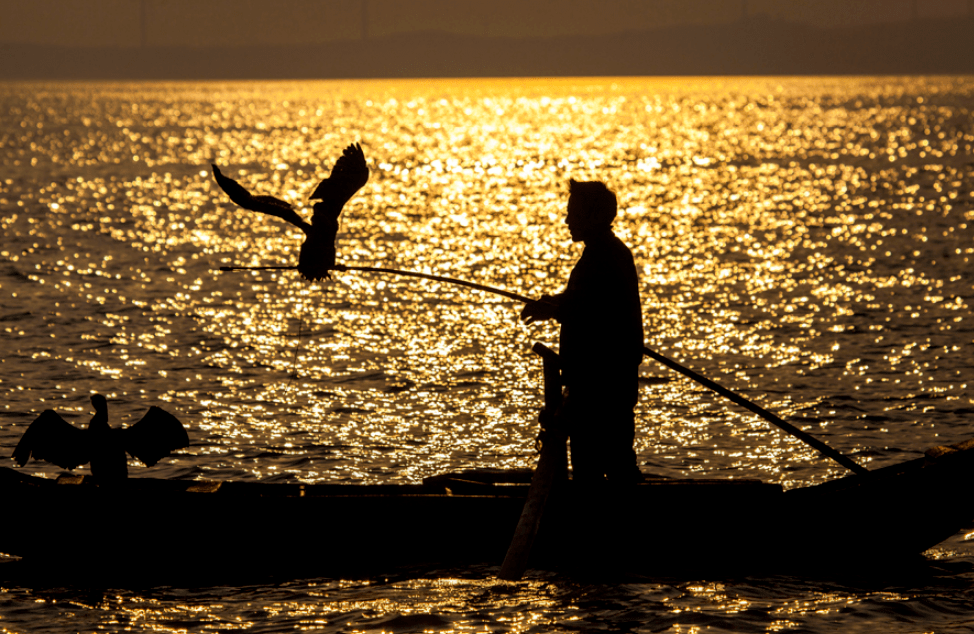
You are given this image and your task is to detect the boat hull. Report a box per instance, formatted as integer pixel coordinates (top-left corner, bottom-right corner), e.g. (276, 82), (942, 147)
(2, 438), (973, 583)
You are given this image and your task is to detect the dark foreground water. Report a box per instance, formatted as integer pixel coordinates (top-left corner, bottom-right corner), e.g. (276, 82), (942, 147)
(0, 76), (972, 632)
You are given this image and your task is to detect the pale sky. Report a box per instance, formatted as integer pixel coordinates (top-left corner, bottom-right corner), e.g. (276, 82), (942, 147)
(1, 0), (970, 48)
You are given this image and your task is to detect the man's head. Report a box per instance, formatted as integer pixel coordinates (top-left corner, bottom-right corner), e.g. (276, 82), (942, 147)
(566, 180), (617, 242)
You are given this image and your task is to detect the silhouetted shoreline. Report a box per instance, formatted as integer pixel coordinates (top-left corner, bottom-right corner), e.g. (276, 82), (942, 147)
(3, 16), (973, 80)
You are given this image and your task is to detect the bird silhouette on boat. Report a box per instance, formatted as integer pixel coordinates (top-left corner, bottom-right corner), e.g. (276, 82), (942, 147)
(11, 394), (190, 481)
(211, 142), (369, 280)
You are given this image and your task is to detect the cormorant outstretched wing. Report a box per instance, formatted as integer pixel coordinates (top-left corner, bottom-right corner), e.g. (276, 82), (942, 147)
(120, 406), (190, 467)
(211, 164), (311, 232)
(309, 143), (369, 209)
(12, 410), (90, 470)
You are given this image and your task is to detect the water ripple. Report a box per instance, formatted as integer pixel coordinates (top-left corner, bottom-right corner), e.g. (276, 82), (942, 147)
(1, 76), (972, 632)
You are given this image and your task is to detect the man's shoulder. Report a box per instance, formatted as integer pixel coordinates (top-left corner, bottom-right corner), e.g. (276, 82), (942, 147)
(585, 232), (635, 262)
(585, 230), (628, 248)
(608, 232), (634, 252)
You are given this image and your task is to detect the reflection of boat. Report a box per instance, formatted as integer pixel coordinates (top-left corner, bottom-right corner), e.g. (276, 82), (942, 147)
(2, 438), (974, 584)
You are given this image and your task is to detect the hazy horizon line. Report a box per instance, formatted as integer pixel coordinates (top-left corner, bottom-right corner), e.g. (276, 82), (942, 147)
(3, 16), (973, 80)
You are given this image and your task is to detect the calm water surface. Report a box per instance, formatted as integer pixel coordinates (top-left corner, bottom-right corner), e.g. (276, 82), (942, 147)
(0, 76), (973, 632)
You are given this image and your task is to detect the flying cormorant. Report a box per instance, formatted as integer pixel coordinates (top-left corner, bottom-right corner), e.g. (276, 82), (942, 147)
(211, 142), (370, 280)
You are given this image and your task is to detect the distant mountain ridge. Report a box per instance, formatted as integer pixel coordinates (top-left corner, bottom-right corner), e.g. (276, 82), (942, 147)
(2, 16), (972, 79)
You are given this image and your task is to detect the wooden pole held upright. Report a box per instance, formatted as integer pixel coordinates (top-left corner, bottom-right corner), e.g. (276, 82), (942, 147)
(498, 343), (565, 581)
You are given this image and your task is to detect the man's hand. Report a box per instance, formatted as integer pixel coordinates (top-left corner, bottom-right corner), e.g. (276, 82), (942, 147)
(520, 295), (559, 324)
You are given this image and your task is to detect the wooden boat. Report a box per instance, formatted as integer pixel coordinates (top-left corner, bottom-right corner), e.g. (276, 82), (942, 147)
(2, 436), (974, 584)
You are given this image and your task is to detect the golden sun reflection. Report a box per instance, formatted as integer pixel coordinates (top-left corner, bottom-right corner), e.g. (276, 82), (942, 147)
(0, 77), (971, 492)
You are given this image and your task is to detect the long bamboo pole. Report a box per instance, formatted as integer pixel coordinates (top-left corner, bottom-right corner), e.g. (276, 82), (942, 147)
(219, 263), (867, 475)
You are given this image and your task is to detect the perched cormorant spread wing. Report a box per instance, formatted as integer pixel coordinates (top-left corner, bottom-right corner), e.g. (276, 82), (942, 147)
(211, 164), (311, 232)
(11, 410), (90, 470)
(309, 143), (370, 210)
(121, 406), (190, 467)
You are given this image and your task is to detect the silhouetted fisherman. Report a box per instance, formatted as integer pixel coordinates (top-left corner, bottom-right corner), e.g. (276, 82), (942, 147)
(521, 180), (644, 484)
(12, 394), (190, 481)
(211, 142), (369, 280)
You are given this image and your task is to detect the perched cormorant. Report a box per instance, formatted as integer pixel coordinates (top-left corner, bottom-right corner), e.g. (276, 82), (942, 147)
(11, 394), (190, 480)
(211, 142), (370, 280)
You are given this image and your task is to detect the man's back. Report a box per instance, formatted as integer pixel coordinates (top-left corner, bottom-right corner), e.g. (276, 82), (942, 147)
(557, 230), (643, 391)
